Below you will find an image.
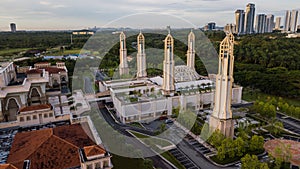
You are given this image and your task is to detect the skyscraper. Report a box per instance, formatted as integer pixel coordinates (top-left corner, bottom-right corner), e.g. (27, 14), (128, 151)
(275, 17), (281, 30)
(235, 9), (245, 34)
(284, 10), (291, 32)
(10, 23), (16, 33)
(207, 22), (216, 30)
(224, 24), (236, 34)
(290, 10), (299, 33)
(285, 10), (299, 33)
(256, 14), (266, 34)
(265, 14), (275, 33)
(244, 3), (255, 34)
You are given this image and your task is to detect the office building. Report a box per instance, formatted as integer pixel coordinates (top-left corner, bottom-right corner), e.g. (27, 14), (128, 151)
(285, 10), (299, 33)
(275, 17), (281, 30)
(256, 14), (267, 33)
(265, 14), (275, 33)
(10, 23), (16, 32)
(235, 10), (245, 34)
(244, 3), (256, 34)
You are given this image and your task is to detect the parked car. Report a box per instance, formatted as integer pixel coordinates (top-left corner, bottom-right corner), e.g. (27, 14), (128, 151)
(165, 119), (174, 124)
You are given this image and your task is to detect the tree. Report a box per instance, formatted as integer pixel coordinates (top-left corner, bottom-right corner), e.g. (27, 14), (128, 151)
(249, 135), (264, 152)
(217, 144), (226, 160)
(208, 130), (225, 147)
(142, 159), (153, 169)
(241, 154), (269, 169)
(160, 123), (166, 133)
(234, 137), (246, 157)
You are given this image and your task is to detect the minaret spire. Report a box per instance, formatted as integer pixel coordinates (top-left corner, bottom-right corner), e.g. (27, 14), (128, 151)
(162, 30), (175, 95)
(137, 31), (147, 78)
(119, 32), (129, 76)
(209, 33), (235, 138)
(187, 29), (195, 70)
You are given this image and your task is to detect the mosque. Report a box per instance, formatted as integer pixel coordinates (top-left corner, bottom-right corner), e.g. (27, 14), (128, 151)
(99, 29), (242, 137)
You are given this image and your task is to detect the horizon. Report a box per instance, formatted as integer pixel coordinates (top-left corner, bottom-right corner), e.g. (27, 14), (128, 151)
(0, 0), (300, 31)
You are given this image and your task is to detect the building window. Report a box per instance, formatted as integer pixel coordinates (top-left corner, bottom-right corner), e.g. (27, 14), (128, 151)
(33, 115), (37, 120)
(20, 117), (24, 122)
(49, 113), (53, 117)
(44, 114), (48, 118)
(26, 116), (31, 121)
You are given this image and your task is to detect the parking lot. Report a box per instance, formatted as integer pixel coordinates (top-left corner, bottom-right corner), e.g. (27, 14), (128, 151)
(0, 129), (17, 164)
(184, 135), (212, 155)
(169, 148), (200, 169)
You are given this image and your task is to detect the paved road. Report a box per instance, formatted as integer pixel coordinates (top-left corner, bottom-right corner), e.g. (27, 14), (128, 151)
(96, 102), (239, 169)
(95, 103), (175, 169)
(84, 77), (94, 94)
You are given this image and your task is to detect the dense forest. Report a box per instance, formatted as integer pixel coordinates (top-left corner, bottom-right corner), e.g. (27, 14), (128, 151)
(233, 34), (300, 98)
(1, 31), (299, 99)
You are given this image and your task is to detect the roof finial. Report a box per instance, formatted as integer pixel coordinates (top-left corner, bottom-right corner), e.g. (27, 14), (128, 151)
(167, 26), (171, 34)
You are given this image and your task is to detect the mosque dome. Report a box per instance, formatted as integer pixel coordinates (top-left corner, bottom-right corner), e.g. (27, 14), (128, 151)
(174, 65), (200, 82)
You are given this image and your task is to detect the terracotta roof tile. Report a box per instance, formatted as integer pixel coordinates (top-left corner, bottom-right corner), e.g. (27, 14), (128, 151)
(43, 67), (66, 74)
(19, 104), (51, 112)
(26, 69), (42, 74)
(7, 123), (100, 169)
(84, 145), (106, 157)
(7, 129), (53, 165)
(0, 164), (18, 169)
(27, 135), (80, 169)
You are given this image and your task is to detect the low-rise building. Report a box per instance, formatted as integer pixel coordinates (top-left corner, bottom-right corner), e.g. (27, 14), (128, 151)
(1, 123), (112, 169)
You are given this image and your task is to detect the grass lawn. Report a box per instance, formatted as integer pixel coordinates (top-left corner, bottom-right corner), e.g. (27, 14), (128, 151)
(161, 152), (185, 169)
(46, 48), (83, 56)
(242, 88), (300, 107)
(0, 48), (31, 56)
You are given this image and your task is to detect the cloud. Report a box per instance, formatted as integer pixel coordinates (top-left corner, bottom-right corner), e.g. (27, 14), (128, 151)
(39, 1), (51, 5)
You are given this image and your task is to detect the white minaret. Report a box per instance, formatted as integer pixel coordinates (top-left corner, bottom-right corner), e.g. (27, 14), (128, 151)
(209, 33), (235, 138)
(162, 31), (175, 95)
(187, 29), (195, 70)
(136, 31), (147, 78)
(119, 32), (129, 76)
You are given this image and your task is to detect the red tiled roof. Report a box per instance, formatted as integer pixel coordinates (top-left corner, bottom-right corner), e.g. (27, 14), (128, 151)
(0, 164), (18, 169)
(26, 69), (42, 74)
(84, 145), (106, 157)
(43, 67), (66, 74)
(264, 139), (300, 166)
(7, 124), (98, 169)
(19, 104), (51, 112)
(53, 124), (96, 148)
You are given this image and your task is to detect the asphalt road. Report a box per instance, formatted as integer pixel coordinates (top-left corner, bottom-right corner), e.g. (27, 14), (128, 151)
(96, 102), (239, 169)
(96, 104), (175, 169)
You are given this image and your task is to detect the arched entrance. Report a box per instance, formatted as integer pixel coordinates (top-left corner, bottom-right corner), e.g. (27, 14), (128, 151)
(6, 98), (19, 121)
(30, 88), (41, 105)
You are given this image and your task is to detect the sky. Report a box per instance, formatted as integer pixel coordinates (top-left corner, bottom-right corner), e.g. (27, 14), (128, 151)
(0, 0), (299, 31)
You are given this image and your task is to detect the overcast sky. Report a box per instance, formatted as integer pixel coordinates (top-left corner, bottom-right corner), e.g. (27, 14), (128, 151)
(0, 0), (299, 31)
